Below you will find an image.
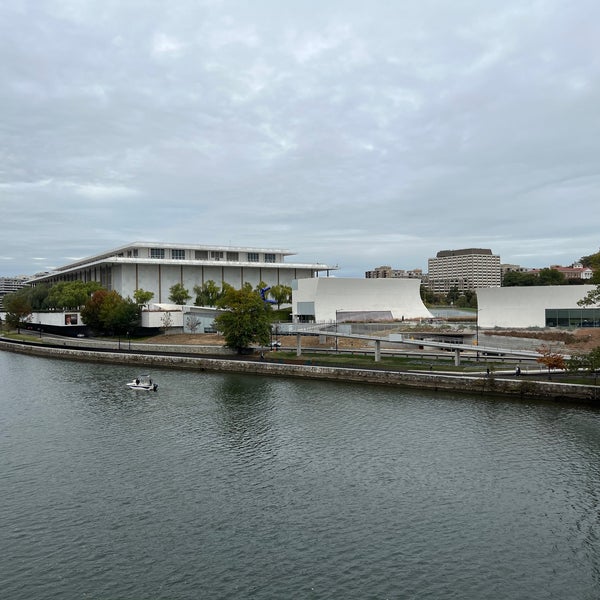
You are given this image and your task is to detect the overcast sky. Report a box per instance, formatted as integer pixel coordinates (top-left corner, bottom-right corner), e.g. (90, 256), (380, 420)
(1, 0), (599, 277)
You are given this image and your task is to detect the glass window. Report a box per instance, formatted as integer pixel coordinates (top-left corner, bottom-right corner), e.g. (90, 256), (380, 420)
(210, 251), (223, 261)
(150, 248), (165, 259)
(265, 253), (276, 263)
(171, 249), (185, 260)
(227, 252), (239, 261)
(247, 252), (259, 262)
(195, 250), (208, 260)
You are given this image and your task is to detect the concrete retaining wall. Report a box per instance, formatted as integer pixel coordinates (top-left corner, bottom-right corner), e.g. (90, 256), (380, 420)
(1, 339), (598, 404)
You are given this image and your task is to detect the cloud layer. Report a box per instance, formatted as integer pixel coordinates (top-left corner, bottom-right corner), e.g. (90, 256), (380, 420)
(2, 0), (599, 276)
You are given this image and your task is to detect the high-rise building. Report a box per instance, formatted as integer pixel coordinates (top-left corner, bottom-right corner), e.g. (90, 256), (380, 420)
(427, 248), (501, 293)
(0, 276), (31, 311)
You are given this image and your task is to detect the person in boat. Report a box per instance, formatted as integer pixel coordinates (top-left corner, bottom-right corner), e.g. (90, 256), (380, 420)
(135, 378), (140, 385)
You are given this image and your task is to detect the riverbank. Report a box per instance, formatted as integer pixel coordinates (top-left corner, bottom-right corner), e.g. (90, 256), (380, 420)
(1, 337), (598, 404)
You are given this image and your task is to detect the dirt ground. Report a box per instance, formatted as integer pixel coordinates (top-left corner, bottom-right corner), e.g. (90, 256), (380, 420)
(143, 332), (365, 349)
(144, 329), (600, 353)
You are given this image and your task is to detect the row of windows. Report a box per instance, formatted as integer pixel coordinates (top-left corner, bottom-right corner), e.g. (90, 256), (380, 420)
(143, 249), (278, 263)
(545, 308), (600, 328)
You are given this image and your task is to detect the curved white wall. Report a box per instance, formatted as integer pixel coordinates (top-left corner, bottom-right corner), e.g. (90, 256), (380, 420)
(293, 278), (433, 322)
(477, 285), (597, 328)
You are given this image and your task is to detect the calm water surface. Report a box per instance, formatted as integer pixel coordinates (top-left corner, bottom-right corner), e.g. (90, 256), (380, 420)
(1, 352), (599, 599)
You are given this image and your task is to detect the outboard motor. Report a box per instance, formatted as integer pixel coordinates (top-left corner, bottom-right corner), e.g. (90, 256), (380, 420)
(153, 383), (158, 392)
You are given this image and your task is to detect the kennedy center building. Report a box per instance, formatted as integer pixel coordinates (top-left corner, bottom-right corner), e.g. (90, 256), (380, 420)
(29, 242), (337, 302)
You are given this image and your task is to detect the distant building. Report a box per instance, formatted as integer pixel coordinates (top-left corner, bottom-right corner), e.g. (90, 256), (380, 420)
(365, 266), (424, 279)
(428, 248), (501, 293)
(549, 263), (594, 281)
(0, 275), (30, 311)
(28, 241), (337, 303)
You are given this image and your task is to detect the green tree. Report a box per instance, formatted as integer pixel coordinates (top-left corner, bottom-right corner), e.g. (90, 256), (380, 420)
(215, 284), (271, 352)
(45, 281), (102, 310)
(502, 271), (539, 286)
(98, 291), (139, 334)
(168, 283), (191, 305)
(268, 284), (292, 309)
(537, 268), (566, 286)
(193, 280), (221, 306)
(3, 288), (32, 332)
(81, 290), (139, 335)
(133, 288), (154, 306)
(446, 286), (461, 304)
(80, 290), (110, 333)
(567, 347), (600, 385)
(578, 285), (600, 307)
(580, 251), (600, 271)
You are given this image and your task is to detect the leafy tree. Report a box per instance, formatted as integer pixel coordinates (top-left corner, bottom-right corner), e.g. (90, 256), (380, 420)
(567, 347), (600, 385)
(578, 285), (600, 307)
(537, 268), (566, 286)
(98, 291), (139, 334)
(3, 288), (32, 332)
(46, 281), (102, 310)
(133, 288), (154, 306)
(580, 251), (600, 271)
(267, 284), (292, 309)
(30, 283), (52, 310)
(81, 289), (139, 335)
(502, 271), (539, 286)
(215, 283), (271, 352)
(193, 280), (221, 307)
(536, 344), (566, 379)
(446, 286), (461, 304)
(80, 290), (110, 332)
(168, 283), (191, 305)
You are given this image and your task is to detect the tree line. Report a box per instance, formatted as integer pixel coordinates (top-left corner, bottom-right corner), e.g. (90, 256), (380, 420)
(1, 279), (291, 349)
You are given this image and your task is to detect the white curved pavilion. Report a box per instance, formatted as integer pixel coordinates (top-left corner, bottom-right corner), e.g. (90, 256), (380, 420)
(292, 277), (433, 323)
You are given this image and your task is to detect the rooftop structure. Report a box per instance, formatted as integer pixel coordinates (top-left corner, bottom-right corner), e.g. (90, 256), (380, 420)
(28, 241), (337, 303)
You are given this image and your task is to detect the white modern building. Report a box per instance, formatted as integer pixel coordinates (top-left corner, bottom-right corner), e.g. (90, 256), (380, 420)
(428, 248), (501, 293)
(292, 278), (433, 323)
(477, 285), (599, 328)
(28, 242), (337, 303)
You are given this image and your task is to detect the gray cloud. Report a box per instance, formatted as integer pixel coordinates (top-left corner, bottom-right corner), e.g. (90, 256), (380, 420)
(1, 0), (599, 276)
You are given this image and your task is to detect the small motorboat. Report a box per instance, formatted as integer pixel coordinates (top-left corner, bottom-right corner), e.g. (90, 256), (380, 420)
(126, 375), (158, 392)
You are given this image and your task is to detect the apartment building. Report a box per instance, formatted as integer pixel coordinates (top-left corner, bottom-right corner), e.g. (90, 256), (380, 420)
(427, 248), (501, 293)
(0, 275), (31, 311)
(365, 266), (424, 279)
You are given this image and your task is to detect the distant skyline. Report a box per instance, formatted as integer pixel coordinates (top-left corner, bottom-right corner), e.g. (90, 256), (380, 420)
(2, 1), (599, 277)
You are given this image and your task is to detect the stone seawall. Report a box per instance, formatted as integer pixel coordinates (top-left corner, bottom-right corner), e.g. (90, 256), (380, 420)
(1, 339), (598, 404)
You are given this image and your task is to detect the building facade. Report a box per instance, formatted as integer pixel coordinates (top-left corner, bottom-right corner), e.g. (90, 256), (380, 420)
(428, 248), (501, 293)
(292, 278), (433, 323)
(28, 242), (337, 303)
(476, 285), (599, 328)
(365, 266), (424, 279)
(0, 275), (31, 311)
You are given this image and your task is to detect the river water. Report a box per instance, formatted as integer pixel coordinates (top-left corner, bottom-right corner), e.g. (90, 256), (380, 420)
(1, 351), (599, 599)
